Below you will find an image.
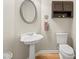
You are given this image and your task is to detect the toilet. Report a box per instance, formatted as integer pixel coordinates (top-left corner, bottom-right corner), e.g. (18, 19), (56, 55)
(56, 33), (74, 59)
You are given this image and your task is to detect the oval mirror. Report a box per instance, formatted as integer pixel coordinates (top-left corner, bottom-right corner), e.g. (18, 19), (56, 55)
(20, 0), (37, 24)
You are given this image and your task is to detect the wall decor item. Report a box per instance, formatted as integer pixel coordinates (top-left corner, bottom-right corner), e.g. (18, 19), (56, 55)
(20, 0), (37, 24)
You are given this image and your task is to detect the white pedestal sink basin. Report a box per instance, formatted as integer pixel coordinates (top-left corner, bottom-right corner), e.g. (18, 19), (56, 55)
(20, 32), (43, 59)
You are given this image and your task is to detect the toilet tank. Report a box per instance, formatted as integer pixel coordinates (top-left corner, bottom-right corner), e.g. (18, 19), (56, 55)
(56, 33), (68, 44)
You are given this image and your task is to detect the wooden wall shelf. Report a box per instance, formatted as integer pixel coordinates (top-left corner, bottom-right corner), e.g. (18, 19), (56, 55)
(52, 1), (73, 18)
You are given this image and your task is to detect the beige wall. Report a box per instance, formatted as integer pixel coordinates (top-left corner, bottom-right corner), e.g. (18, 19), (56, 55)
(14, 0), (41, 59)
(36, 0), (74, 51)
(3, 0), (15, 52)
(71, 0), (76, 52)
(3, 0), (76, 59)
(4, 0), (41, 59)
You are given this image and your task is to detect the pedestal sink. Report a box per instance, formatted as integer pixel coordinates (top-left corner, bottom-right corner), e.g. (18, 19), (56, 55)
(20, 32), (43, 59)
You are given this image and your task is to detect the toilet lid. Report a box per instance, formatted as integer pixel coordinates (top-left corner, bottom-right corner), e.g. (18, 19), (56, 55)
(60, 44), (74, 56)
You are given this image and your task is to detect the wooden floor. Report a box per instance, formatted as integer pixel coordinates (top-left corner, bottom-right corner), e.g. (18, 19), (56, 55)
(36, 53), (60, 59)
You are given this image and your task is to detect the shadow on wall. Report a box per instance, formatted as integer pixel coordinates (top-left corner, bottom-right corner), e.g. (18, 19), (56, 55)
(12, 37), (29, 59)
(67, 35), (73, 48)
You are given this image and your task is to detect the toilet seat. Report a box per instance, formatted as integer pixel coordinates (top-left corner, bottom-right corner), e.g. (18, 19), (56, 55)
(60, 44), (74, 56)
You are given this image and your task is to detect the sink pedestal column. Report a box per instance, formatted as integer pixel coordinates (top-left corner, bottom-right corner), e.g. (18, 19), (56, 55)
(29, 44), (35, 59)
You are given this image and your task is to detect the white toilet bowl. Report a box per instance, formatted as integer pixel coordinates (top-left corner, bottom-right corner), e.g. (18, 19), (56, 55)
(56, 33), (75, 59)
(59, 44), (74, 59)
